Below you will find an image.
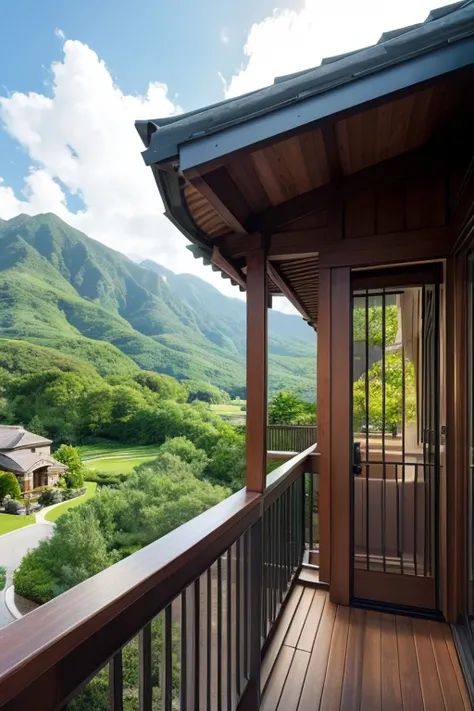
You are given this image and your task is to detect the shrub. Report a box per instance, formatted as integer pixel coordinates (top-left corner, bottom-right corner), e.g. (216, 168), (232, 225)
(4, 499), (23, 514)
(61, 488), (86, 501)
(0, 471), (21, 504)
(38, 489), (63, 506)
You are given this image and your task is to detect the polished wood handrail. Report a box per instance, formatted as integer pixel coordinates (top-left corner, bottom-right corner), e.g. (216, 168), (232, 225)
(265, 444), (317, 509)
(0, 489), (261, 709)
(0, 448), (317, 710)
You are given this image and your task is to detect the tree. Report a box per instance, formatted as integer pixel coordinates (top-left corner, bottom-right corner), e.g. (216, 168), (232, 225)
(54, 444), (84, 489)
(133, 371), (186, 402)
(13, 511), (116, 603)
(353, 304), (398, 346)
(205, 435), (246, 491)
(158, 437), (209, 477)
(0, 471), (21, 504)
(182, 379), (231, 404)
(353, 352), (417, 432)
(268, 391), (315, 425)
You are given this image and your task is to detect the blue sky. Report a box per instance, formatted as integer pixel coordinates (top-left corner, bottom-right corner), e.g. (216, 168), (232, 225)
(0, 0), (449, 307)
(0, 0), (287, 199)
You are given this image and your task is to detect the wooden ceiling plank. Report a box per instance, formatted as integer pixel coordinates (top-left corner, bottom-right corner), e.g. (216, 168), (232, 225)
(247, 141), (463, 234)
(299, 128), (330, 188)
(250, 149), (288, 205)
(321, 124), (343, 183)
(188, 167), (251, 234)
(226, 157), (272, 213)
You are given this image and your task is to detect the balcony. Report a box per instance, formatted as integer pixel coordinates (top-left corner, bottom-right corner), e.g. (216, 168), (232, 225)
(0, 445), (468, 711)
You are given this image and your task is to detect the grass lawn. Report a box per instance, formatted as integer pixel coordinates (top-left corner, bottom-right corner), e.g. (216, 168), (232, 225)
(80, 443), (162, 459)
(0, 566), (5, 591)
(45, 482), (97, 523)
(79, 442), (162, 476)
(211, 403), (246, 424)
(0, 513), (36, 536)
(85, 456), (158, 474)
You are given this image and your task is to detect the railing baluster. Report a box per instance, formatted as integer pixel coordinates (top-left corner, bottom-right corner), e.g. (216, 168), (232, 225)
(194, 578), (200, 710)
(262, 511), (268, 636)
(277, 495), (284, 606)
(163, 606), (172, 711)
(217, 557), (223, 711)
(236, 537), (242, 696)
(109, 651), (123, 711)
(139, 624), (152, 711)
(248, 519), (262, 708)
(244, 530), (250, 681)
(206, 567), (212, 711)
(227, 548), (232, 710)
(180, 592), (187, 711)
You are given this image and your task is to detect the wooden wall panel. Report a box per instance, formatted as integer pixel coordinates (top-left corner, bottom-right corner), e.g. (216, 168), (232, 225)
(345, 189), (376, 239)
(376, 183), (406, 234)
(405, 177), (446, 230)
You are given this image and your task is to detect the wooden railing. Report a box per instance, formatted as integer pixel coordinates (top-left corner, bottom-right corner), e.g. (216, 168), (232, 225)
(267, 425), (317, 453)
(0, 445), (318, 711)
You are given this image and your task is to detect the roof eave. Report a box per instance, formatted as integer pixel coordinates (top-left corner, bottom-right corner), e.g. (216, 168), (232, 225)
(138, 5), (474, 169)
(177, 35), (474, 173)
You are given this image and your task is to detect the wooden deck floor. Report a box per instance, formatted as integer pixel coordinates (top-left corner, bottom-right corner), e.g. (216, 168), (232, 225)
(261, 585), (470, 710)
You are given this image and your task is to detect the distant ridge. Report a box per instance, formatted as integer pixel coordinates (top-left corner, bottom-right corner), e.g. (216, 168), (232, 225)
(0, 213), (316, 398)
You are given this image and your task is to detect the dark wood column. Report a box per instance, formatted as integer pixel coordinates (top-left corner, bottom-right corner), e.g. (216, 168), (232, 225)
(317, 266), (352, 604)
(444, 255), (468, 622)
(245, 247), (268, 493)
(317, 268), (331, 585)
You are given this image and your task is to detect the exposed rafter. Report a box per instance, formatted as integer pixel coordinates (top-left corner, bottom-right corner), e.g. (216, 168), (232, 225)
(186, 167), (250, 234)
(211, 246), (246, 289)
(266, 262), (311, 322)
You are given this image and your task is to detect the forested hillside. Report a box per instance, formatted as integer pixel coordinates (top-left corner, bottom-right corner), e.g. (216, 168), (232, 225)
(0, 213), (316, 397)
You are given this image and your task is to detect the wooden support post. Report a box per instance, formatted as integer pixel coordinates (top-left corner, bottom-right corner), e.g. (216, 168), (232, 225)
(246, 248), (268, 493)
(330, 268), (352, 606)
(317, 268), (331, 585)
(444, 255), (467, 622)
(317, 267), (352, 604)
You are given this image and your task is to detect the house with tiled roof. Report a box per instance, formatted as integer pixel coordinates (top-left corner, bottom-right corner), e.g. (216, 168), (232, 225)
(0, 426), (67, 491)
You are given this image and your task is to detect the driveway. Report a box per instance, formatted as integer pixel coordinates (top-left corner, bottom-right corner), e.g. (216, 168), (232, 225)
(0, 523), (54, 628)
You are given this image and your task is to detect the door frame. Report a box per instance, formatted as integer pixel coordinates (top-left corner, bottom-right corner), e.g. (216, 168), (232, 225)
(350, 264), (443, 611)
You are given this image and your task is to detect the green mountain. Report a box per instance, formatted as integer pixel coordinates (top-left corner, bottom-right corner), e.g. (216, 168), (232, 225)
(0, 213), (316, 397)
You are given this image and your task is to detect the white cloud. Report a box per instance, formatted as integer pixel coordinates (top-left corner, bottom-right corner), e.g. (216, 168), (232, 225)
(54, 27), (65, 40)
(223, 0), (443, 98)
(1, 1), (446, 317)
(0, 40), (241, 298)
(220, 28), (230, 44)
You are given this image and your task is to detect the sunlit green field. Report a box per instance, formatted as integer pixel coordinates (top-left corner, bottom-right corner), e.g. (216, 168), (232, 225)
(80, 443), (162, 475)
(210, 401), (246, 424)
